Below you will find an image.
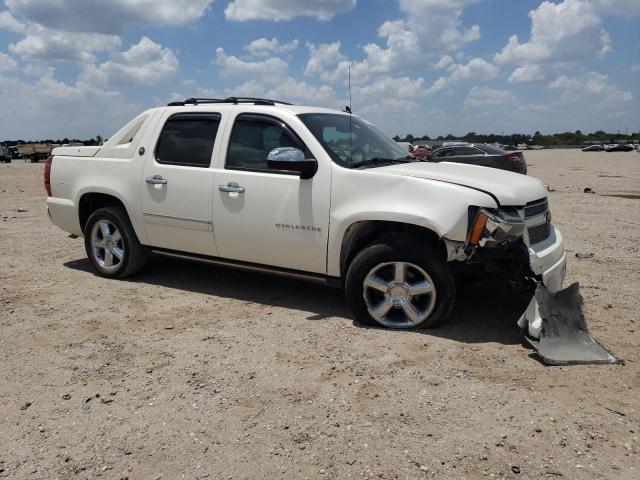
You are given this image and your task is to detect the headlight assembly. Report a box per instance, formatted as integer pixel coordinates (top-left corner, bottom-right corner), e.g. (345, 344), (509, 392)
(469, 208), (525, 247)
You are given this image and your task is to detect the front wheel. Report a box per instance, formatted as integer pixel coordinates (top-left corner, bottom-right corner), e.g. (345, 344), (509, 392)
(84, 207), (148, 278)
(345, 238), (456, 329)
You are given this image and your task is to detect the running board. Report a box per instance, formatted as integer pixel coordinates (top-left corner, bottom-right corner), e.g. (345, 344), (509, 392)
(150, 248), (343, 288)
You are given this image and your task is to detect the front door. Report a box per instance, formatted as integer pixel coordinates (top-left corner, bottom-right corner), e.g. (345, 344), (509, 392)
(212, 113), (330, 274)
(141, 111), (222, 256)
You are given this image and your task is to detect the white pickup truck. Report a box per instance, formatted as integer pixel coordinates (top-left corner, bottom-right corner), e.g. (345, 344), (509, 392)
(45, 97), (566, 331)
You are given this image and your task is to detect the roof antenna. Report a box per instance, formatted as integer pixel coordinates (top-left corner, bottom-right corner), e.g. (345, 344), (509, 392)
(347, 64), (353, 162)
(345, 64), (352, 114)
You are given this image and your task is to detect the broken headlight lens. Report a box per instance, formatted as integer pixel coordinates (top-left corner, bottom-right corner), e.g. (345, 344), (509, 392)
(469, 208), (525, 247)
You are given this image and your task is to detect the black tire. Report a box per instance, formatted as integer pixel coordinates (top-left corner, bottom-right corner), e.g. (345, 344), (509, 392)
(83, 206), (148, 278)
(345, 236), (456, 329)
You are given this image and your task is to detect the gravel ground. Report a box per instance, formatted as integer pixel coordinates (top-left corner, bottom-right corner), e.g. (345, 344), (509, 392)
(1, 150), (638, 480)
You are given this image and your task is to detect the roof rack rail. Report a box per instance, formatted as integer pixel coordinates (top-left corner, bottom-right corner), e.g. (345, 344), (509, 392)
(167, 97), (293, 107)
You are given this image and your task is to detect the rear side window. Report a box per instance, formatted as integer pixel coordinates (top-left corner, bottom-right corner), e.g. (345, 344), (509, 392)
(476, 144), (505, 155)
(156, 113), (221, 167)
(456, 147), (482, 156)
(225, 114), (308, 172)
(433, 148), (452, 158)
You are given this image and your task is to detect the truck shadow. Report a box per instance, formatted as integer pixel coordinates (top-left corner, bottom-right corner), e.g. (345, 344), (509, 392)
(64, 255), (530, 346)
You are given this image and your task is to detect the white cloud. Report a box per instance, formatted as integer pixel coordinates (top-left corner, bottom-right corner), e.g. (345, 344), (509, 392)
(164, 85), (222, 105)
(495, 0), (610, 64)
(354, 76), (426, 99)
(495, 1), (611, 83)
(357, 98), (422, 117)
(225, 0), (356, 22)
(10, 29), (121, 62)
(305, 41), (346, 75)
(516, 103), (550, 116)
(243, 38), (299, 57)
(433, 55), (455, 70)
(228, 77), (339, 107)
(507, 64), (546, 83)
(549, 74), (582, 92)
(632, 64), (640, 73)
(82, 37), (179, 85)
(427, 58), (499, 94)
(4, 0), (212, 34)
(549, 71), (633, 105)
(357, 0), (481, 73)
(22, 62), (50, 76)
(0, 52), (18, 71)
(464, 86), (517, 108)
(215, 47), (288, 80)
(0, 69), (139, 139)
(0, 10), (26, 33)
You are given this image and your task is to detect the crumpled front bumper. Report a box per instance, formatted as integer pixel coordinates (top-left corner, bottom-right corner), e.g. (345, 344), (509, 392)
(518, 225), (566, 338)
(516, 226), (620, 365)
(528, 225), (566, 293)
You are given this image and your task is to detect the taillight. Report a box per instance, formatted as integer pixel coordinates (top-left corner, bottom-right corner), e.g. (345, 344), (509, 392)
(507, 153), (519, 162)
(44, 155), (53, 196)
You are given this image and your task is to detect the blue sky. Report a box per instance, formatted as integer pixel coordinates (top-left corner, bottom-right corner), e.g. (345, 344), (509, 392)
(0, 0), (638, 140)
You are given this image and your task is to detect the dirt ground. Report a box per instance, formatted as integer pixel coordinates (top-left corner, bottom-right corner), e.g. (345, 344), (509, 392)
(1, 149), (638, 480)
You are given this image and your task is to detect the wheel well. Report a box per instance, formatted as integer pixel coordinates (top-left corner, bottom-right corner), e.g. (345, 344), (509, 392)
(340, 221), (446, 276)
(78, 193), (127, 232)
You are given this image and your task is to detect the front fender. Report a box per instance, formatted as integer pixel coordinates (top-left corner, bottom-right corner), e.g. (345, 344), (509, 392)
(327, 170), (497, 277)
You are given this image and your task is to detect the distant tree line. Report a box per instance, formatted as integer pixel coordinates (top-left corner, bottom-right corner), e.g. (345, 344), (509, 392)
(392, 130), (640, 145)
(1, 135), (104, 146)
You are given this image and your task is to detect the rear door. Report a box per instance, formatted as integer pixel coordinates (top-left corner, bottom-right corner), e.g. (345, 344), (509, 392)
(211, 112), (331, 274)
(141, 111), (223, 256)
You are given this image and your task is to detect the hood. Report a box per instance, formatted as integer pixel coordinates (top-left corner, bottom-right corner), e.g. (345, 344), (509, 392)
(377, 162), (547, 206)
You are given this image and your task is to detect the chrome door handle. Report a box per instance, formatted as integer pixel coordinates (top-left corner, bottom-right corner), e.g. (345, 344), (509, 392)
(145, 175), (167, 185)
(218, 183), (245, 193)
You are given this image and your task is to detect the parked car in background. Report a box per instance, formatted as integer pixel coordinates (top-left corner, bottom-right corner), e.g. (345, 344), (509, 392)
(582, 145), (604, 152)
(411, 145), (431, 160)
(428, 143), (527, 174)
(605, 143), (634, 152)
(0, 145), (11, 162)
(1, 147), (8, 162)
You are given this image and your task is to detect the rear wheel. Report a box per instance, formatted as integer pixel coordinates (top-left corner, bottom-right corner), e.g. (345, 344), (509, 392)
(345, 237), (456, 329)
(84, 207), (148, 278)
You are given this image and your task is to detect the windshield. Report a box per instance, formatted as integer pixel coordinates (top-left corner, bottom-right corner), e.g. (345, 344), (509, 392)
(298, 113), (412, 168)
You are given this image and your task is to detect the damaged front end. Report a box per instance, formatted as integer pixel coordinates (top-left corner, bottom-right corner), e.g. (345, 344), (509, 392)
(445, 200), (621, 365)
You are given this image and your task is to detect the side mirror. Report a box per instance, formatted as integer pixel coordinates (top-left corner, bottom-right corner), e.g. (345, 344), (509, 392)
(267, 147), (317, 179)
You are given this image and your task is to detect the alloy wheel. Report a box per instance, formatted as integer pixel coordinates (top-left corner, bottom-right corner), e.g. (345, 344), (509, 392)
(362, 261), (437, 328)
(90, 220), (125, 272)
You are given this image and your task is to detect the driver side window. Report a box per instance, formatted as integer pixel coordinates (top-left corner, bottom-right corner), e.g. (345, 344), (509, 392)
(226, 114), (307, 172)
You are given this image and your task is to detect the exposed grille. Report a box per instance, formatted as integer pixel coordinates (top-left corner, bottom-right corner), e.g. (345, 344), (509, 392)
(523, 198), (551, 245)
(528, 222), (551, 244)
(524, 199), (548, 218)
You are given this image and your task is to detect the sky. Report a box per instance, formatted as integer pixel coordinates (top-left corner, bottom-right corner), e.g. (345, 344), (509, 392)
(0, 0), (638, 140)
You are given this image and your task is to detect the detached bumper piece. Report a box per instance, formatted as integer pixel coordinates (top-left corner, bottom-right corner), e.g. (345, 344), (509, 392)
(520, 282), (622, 366)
